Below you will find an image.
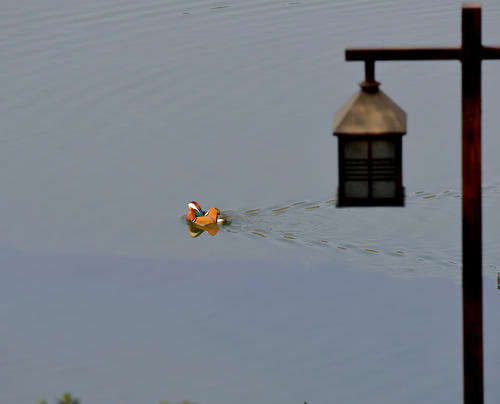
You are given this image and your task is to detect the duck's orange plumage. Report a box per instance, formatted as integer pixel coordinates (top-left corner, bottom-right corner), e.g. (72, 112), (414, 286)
(186, 201), (221, 226)
(186, 209), (197, 222)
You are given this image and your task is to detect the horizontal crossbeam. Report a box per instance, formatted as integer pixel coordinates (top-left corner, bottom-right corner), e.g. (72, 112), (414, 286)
(346, 46), (500, 61)
(346, 47), (461, 61)
(483, 46), (500, 59)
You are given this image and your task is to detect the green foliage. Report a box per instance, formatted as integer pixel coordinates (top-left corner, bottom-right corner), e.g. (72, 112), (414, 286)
(159, 401), (196, 404)
(57, 393), (80, 404)
(37, 395), (196, 404)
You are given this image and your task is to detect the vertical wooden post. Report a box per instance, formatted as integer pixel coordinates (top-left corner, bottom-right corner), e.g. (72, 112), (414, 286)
(461, 5), (483, 404)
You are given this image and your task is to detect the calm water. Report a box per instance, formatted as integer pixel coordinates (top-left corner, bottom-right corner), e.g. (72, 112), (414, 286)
(1, 0), (500, 403)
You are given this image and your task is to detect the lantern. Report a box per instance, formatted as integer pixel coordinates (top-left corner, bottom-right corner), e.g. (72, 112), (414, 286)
(333, 63), (406, 206)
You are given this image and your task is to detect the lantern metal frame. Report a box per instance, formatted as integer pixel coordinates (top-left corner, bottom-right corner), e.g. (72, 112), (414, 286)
(337, 133), (403, 206)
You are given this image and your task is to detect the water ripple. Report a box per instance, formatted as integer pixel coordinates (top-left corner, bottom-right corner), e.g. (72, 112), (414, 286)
(220, 185), (500, 280)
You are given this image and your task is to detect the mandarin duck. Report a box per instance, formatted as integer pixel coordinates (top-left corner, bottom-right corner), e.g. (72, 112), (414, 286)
(186, 201), (225, 225)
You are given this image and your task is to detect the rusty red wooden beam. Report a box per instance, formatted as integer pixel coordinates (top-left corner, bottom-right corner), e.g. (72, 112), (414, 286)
(482, 46), (500, 59)
(347, 45), (500, 62)
(461, 6), (484, 404)
(345, 46), (461, 61)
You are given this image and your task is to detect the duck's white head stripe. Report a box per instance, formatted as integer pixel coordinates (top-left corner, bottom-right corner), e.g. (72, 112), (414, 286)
(188, 201), (203, 214)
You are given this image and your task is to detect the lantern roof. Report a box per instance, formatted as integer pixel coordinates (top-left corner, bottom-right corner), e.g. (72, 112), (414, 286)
(333, 87), (407, 136)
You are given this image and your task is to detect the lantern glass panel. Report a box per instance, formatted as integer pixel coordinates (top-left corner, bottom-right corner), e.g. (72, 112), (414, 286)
(371, 139), (397, 199)
(344, 140), (368, 159)
(345, 181), (369, 198)
(371, 140), (395, 158)
(372, 181), (396, 198)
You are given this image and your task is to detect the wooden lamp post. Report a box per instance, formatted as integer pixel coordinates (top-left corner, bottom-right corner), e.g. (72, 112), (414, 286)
(334, 4), (500, 403)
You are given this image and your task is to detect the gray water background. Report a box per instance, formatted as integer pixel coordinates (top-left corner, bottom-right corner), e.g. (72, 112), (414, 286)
(1, 0), (500, 403)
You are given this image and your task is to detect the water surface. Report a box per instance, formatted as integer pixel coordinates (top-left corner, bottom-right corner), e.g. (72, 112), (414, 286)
(1, 0), (500, 402)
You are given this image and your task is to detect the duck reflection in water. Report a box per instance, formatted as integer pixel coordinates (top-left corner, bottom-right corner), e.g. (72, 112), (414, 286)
(187, 220), (220, 237)
(185, 201), (228, 238)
